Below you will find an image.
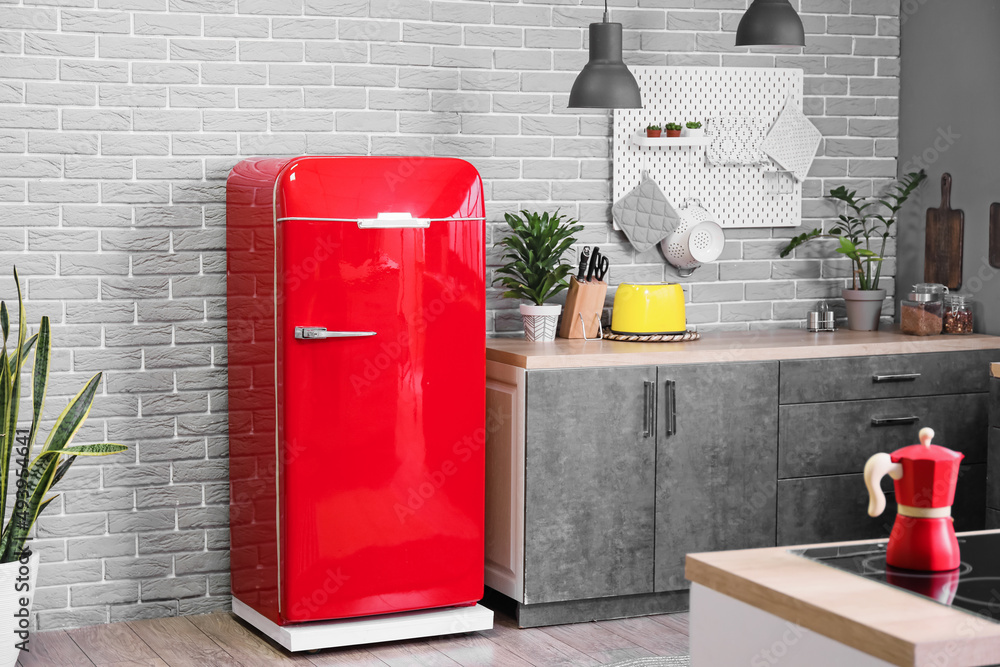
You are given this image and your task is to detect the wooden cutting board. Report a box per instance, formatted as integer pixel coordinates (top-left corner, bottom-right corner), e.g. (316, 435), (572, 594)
(990, 202), (1000, 269)
(924, 173), (964, 289)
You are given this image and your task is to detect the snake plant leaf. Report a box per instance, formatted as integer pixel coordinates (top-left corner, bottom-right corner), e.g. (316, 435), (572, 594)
(0, 301), (6, 345)
(41, 373), (102, 454)
(51, 455), (75, 489)
(28, 317), (49, 449)
(53, 443), (128, 456)
(2, 453), (59, 561)
(7, 334), (37, 380)
(0, 270), (27, 534)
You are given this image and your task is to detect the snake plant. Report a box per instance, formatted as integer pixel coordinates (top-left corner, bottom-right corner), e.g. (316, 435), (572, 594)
(0, 268), (126, 563)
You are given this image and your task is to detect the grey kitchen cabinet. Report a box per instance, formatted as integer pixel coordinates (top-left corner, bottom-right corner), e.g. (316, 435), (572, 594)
(523, 366), (656, 605)
(484, 336), (1000, 627)
(654, 362), (778, 592)
(776, 352), (997, 546)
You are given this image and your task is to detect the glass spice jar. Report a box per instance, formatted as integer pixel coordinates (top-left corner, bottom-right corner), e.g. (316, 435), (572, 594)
(900, 292), (943, 336)
(943, 294), (973, 334)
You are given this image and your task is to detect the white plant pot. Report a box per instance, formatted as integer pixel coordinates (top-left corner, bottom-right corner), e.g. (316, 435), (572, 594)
(520, 303), (561, 342)
(0, 551), (39, 667)
(681, 127), (705, 138)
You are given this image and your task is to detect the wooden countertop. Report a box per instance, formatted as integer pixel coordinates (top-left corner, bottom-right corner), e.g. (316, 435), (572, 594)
(486, 329), (1000, 369)
(686, 532), (1000, 667)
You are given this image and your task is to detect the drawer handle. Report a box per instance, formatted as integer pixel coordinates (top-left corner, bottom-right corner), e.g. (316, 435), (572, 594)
(871, 416), (920, 427)
(664, 380), (676, 437)
(872, 373), (921, 383)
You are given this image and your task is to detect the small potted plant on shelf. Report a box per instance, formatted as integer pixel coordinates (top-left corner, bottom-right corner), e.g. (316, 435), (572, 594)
(779, 171), (927, 331)
(646, 124), (662, 138)
(0, 268), (126, 666)
(494, 210), (583, 342)
(683, 121), (704, 138)
(665, 122), (683, 138)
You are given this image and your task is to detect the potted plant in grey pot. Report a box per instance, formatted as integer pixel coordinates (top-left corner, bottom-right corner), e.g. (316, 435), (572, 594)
(494, 210), (583, 342)
(0, 269), (126, 665)
(780, 171), (926, 331)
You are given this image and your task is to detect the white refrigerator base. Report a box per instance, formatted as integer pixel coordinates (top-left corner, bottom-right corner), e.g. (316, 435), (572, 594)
(232, 598), (494, 652)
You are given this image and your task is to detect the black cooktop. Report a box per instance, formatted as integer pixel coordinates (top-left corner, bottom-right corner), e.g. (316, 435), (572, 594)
(792, 532), (1000, 625)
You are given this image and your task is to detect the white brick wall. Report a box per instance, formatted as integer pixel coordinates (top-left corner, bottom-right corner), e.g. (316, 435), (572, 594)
(0, 0), (900, 630)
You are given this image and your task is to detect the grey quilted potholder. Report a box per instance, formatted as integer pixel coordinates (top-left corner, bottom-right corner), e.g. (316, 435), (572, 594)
(611, 175), (680, 253)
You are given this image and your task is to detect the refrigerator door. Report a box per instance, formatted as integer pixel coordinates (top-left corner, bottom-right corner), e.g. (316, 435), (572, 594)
(275, 157), (486, 623)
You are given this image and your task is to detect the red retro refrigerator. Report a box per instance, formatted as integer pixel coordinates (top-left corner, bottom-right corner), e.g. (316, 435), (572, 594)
(226, 156), (492, 650)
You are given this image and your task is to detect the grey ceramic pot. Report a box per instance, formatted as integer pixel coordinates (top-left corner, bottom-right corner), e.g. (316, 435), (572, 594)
(842, 288), (886, 331)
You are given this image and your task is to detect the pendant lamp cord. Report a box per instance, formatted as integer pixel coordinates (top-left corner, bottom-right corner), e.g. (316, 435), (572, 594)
(603, 0), (609, 22)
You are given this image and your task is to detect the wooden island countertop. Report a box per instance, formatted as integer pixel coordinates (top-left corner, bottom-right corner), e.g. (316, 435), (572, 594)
(686, 532), (1000, 667)
(486, 328), (1000, 370)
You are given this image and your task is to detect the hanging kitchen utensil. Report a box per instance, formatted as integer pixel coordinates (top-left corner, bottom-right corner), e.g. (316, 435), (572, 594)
(924, 173), (964, 290)
(989, 202), (1000, 269)
(611, 173), (679, 253)
(660, 199), (726, 276)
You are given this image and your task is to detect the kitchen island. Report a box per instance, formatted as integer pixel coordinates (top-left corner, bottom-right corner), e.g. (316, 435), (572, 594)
(484, 329), (1000, 627)
(685, 531), (1000, 666)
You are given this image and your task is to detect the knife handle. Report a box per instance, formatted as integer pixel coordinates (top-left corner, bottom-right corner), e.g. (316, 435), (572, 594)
(577, 247), (591, 281)
(586, 248), (600, 282)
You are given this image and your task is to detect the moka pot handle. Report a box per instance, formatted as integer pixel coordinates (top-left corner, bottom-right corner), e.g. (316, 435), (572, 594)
(864, 453), (904, 517)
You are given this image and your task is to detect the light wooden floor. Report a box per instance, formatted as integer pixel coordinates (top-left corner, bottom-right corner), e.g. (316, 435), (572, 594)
(17, 609), (690, 667)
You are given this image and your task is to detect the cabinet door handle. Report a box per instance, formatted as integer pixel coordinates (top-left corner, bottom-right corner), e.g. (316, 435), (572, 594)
(664, 380), (676, 437)
(643, 381), (655, 438)
(872, 373), (921, 383)
(871, 416), (920, 427)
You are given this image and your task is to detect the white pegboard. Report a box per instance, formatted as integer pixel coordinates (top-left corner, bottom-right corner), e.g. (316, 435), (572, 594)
(614, 67), (804, 229)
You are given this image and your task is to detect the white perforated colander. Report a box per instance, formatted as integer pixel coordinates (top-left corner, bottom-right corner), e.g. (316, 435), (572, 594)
(660, 199), (725, 275)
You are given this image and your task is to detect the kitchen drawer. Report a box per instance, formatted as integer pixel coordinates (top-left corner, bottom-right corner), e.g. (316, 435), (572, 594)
(777, 464), (986, 546)
(778, 393), (988, 478)
(779, 350), (1000, 404)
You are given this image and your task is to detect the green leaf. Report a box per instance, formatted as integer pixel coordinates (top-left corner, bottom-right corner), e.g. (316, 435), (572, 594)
(53, 443), (128, 456)
(7, 333), (37, 380)
(41, 373), (102, 455)
(0, 268), (27, 534)
(28, 317), (49, 449)
(492, 210), (582, 306)
(0, 301), (6, 346)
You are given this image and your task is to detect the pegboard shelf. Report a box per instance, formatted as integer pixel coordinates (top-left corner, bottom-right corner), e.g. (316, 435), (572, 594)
(615, 66), (804, 229)
(631, 135), (712, 148)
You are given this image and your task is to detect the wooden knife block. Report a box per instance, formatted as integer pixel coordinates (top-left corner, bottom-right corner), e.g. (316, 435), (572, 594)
(559, 278), (607, 339)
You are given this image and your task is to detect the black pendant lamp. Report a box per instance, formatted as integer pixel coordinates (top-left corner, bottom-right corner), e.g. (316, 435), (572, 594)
(568, 0), (641, 109)
(735, 0), (805, 47)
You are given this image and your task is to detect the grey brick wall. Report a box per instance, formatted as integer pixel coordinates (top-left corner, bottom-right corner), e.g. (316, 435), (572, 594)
(0, 0), (899, 630)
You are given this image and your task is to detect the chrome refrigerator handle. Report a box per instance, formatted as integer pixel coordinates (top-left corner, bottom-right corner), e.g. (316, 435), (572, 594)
(294, 327), (376, 340)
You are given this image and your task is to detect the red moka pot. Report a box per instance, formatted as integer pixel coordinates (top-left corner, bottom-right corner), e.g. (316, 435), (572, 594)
(864, 427), (963, 571)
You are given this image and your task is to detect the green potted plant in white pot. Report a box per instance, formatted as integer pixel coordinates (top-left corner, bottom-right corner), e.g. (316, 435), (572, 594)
(0, 269), (126, 665)
(779, 171), (926, 331)
(494, 210), (583, 342)
(682, 120), (704, 138)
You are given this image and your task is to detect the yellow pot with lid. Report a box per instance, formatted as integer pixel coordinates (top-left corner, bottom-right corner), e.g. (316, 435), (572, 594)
(611, 283), (686, 336)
